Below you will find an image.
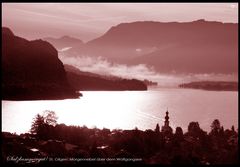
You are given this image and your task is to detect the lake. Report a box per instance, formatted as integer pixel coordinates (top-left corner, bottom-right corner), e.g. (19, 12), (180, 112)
(2, 88), (238, 134)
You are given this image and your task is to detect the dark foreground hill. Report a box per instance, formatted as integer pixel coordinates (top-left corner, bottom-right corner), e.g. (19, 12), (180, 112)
(2, 27), (80, 100)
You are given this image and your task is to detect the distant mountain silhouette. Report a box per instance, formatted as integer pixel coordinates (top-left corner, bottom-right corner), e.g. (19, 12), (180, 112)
(64, 64), (147, 91)
(44, 36), (83, 50)
(68, 20), (237, 74)
(179, 81), (238, 91)
(2, 27), (79, 100)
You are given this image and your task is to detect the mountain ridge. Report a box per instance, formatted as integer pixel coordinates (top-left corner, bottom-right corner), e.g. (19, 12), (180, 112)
(44, 36), (83, 50)
(65, 20), (237, 74)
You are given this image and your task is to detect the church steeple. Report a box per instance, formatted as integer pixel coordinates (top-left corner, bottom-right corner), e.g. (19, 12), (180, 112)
(161, 108), (173, 134)
(164, 109), (169, 127)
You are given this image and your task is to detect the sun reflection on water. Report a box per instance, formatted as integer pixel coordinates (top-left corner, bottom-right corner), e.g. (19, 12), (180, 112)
(2, 89), (238, 134)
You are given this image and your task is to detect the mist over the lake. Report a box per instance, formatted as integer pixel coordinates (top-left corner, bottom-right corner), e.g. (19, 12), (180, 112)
(58, 53), (238, 87)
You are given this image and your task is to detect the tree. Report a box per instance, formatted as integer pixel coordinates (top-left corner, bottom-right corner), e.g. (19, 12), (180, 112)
(30, 114), (45, 136)
(210, 119), (221, 136)
(42, 110), (58, 126)
(211, 119), (221, 131)
(187, 122), (205, 139)
(175, 127), (183, 139)
(30, 110), (58, 139)
(172, 127), (184, 148)
(231, 125), (235, 132)
(188, 122), (201, 134)
(155, 123), (160, 133)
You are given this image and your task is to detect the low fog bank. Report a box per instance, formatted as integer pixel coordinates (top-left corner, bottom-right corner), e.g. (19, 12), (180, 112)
(58, 54), (238, 87)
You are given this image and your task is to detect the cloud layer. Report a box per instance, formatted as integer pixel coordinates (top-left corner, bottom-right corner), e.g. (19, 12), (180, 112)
(59, 54), (238, 87)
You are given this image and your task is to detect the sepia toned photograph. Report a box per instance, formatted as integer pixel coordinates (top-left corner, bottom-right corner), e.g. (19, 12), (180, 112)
(2, 2), (238, 165)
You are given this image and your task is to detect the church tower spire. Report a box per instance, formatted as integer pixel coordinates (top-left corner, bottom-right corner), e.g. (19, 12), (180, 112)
(161, 108), (173, 134)
(164, 109), (169, 127)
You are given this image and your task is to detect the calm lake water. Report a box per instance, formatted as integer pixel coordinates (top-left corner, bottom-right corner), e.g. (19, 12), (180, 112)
(2, 88), (238, 134)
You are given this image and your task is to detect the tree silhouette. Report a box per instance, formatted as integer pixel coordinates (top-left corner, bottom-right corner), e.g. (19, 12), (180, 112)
(187, 121), (207, 140)
(210, 119), (221, 136)
(175, 127), (183, 139)
(188, 122), (200, 133)
(42, 110), (58, 126)
(211, 119), (221, 131)
(187, 122), (202, 137)
(30, 114), (45, 137)
(155, 123), (160, 133)
(30, 111), (58, 139)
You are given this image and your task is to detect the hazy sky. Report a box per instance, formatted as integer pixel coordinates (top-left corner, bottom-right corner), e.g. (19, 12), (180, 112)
(2, 3), (238, 42)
